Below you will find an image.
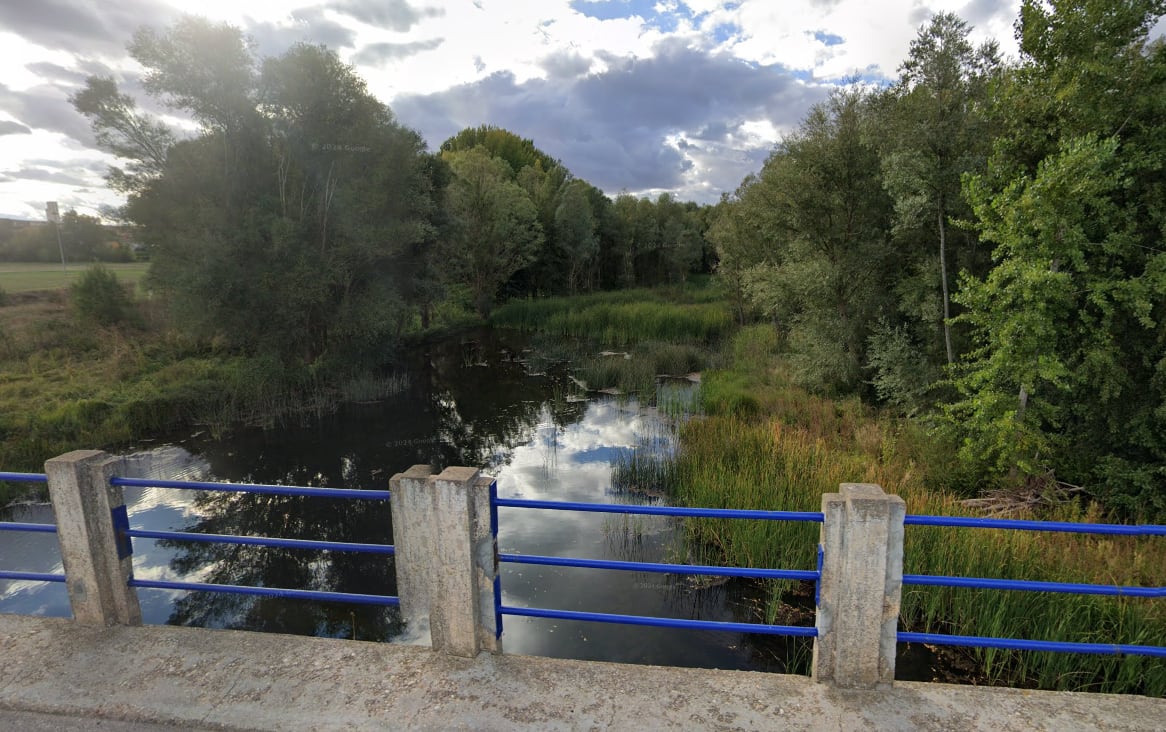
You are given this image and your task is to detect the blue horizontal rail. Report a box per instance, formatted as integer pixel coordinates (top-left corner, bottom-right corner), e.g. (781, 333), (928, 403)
(494, 497), (822, 522)
(501, 553), (817, 581)
(111, 476), (391, 501)
(0, 472), (48, 483)
(898, 631), (1166, 658)
(0, 570), (66, 583)
(500, 605), (817, 637)
(125, 528), (394, 555)
(128, 578), (399, 606)
(903, 574), (1165, 598)
(904, 514), (1166, 536)
(0, 521), (57, 534)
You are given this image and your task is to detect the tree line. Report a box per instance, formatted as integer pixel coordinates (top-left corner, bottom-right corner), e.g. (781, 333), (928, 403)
(709, 0), (1166, 516)
(73, 18), (714, 370)
(0, 212), (134, 262)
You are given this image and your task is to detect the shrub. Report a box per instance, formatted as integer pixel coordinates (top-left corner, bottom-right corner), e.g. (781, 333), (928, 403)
(71, 264), (134, 326)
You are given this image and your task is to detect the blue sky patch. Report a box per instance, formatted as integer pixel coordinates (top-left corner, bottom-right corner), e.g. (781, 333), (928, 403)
(570, 0), (706, 34)
(813, 31), (845, 46)
(570, 0), (662, 22)
(710, 22), (740, 44)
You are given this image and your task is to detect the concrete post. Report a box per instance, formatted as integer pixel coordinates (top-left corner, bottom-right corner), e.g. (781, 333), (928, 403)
(44, 450), (142, 626)
(389, 464), (434, 627)
(389, 465), (500, 657)
(812, 483), (905, 688)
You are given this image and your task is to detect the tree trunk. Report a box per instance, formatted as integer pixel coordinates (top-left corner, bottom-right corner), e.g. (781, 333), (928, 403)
(939, 203), (954, 365)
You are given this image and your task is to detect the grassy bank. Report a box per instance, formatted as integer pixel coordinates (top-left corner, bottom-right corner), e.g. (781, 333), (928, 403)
(0, 276), (406, 503)
(497, 284), (1164, 695)
(675, 325), (1165, 695)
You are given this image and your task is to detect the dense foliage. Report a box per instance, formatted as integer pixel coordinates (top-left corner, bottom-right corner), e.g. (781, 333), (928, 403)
(72, 27), (716, 368)
(709, 1), (1166, 517)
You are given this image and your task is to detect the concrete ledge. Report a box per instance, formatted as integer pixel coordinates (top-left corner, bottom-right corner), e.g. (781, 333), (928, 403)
(0, 615), (1161, 731)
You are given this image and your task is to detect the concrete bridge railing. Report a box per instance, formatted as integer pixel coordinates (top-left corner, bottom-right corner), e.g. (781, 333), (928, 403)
(37, 450), (903, 690)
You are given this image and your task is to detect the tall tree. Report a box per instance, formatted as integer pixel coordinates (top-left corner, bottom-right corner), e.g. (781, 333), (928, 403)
(553, 179), (599, 294)
(74, 18), (442, 366)
(951, 0), (1166, 515)
(442, 146), (544, 317)
(880, 12), (999, 366)
(711, 90), (894, 392)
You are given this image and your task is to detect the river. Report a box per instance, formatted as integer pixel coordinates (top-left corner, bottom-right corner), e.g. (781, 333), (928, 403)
(0, 328), (808, 672)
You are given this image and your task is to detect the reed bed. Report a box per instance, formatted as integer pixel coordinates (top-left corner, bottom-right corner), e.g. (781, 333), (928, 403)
(655, 324), (1166, 694)
(491, 290), (733, 344)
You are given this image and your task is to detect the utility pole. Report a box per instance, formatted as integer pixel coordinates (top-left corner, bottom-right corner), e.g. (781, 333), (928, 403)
(46, 201), (66, 272)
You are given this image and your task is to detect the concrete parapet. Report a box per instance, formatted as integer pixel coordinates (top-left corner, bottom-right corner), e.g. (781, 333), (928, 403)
(390, 465), (500, 657)
(812, 482), (905, 688)
(43, 450), (141, 626)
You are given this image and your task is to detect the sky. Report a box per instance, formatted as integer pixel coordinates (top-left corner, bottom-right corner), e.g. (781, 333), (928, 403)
(0, 0), (1035, 220)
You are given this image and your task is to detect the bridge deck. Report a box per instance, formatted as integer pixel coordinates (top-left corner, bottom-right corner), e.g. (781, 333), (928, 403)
(0, 615), (1160, 731)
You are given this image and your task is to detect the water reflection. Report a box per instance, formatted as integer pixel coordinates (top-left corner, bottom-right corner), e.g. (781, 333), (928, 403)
(0, 329), (793, 671)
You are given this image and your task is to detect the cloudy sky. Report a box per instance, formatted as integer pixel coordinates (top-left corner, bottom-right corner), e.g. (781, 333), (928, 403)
(0, 0), (1033, 220)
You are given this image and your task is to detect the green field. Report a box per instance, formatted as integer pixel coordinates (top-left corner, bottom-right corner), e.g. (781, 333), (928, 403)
(0, 262), (149, 293)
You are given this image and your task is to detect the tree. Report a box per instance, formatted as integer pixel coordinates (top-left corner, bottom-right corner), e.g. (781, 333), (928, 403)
(0, 213), (126, 263)
(553, 179), (598, 294)
(879, 12), (999, 367)
(74, 17), (443, 366)
(440, 125), (561, 178)
(442, 146), (543, 317)
(950, 0), (1166, 515)
(710, 90), (894, 392)
(70, 78), (173, 193)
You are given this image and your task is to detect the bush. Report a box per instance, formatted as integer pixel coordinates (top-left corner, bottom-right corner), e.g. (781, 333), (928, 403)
(71, 264), (134, 326)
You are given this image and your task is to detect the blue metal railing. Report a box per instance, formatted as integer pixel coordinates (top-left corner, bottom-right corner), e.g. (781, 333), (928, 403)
(899, 513), (1166, 658)
(904, 514), (1166, 536)
(112, 476), (399, 608)
(494, 497), (823, 522)
(0, 471), (49, 484)
(110, 476), (391, 500)
(492, 495), (821, 640)
(0, 472), (66, 585)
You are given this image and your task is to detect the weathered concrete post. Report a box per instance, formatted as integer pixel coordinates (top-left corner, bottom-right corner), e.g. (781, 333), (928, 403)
(812, 483), (905, 688)
(390, 465), (500, 657)
(44, 450), (142, 626)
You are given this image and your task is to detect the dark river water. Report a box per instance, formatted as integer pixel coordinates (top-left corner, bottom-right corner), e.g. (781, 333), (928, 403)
(0, 328), (810, 672)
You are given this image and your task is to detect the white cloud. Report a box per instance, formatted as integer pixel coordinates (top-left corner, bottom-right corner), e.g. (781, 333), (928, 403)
(0, 0), (1028, 216)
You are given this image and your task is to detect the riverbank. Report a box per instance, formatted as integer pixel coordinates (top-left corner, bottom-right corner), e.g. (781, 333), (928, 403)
(490, 287), (1166, 696)
(0, 282), (407, 503)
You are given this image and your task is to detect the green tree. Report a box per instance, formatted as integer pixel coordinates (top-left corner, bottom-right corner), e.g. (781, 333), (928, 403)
(878, 12), (999, 367)
(553, 179), (599, 293)
(442, 146), (544, 317)
(711, 90), (894, 392)
(74, 18), (443, 366)
(951, 0), (1166, 515)
(440, 125), (561, 178)
(71, 77), (173, 193)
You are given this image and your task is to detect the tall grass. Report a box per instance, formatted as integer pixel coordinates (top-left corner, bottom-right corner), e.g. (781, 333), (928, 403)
(0, 292), (408, 502)
(665, 323), (1166, 694)
(493, 287), (722, 399)
(578, 341), (707, 395)
(491, 288), (733, 344)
